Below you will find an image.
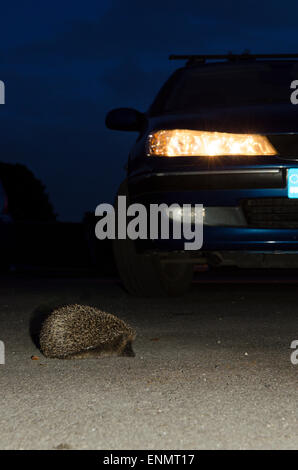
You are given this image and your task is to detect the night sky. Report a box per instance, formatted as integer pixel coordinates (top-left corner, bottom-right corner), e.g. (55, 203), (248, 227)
(1, 0), (298, 220)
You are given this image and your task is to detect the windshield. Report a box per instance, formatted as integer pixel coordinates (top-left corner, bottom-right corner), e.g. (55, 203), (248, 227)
(163, 62), (298, 113)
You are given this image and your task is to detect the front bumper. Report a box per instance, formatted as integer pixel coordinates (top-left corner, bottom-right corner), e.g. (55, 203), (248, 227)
(129, 165), (298, 252)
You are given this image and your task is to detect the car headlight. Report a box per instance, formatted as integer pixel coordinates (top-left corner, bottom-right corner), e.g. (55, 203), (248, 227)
(147, 129), (277, 157)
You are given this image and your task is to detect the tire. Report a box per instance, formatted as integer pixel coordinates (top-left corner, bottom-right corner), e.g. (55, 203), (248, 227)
(113, 180), (193, 297)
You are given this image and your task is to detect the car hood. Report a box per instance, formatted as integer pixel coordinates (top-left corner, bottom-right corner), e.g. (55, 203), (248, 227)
(149, 104), (298, 134)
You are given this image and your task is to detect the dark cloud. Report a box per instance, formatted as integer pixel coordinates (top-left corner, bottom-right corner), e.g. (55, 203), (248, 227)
(3, 0), (298, 65)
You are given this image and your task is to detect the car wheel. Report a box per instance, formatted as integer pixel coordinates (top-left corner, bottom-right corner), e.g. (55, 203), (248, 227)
(113, 180), (193, 297)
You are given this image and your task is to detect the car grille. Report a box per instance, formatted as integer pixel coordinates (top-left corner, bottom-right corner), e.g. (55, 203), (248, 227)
(242, 197), (298, 228)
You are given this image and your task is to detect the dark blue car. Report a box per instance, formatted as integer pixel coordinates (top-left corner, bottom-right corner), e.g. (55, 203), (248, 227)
(106, 53), (298, 296)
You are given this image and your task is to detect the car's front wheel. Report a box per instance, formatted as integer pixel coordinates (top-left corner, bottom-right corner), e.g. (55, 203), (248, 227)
(113, 180), (193, 297)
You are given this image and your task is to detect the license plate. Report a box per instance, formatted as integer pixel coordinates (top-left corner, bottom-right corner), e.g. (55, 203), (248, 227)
(288, 169), (298, 198)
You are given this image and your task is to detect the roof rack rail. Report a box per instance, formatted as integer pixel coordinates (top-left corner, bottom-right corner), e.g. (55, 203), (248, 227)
(169, 53), (298, 65)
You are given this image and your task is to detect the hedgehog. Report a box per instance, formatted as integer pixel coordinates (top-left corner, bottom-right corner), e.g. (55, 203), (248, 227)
(39, 304), (136, 359)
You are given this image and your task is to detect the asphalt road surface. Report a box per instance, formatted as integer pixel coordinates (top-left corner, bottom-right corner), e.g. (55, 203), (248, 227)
(0, 274), (297, 450)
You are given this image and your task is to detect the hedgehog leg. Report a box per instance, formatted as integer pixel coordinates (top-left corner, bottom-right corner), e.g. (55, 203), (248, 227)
(120, 340), (135, 357)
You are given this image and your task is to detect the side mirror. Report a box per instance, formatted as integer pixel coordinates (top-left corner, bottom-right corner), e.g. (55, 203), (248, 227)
(105, 108), (146, 132)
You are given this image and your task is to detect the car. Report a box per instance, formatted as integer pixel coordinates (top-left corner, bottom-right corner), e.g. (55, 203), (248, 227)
(106, 52), (298, 297)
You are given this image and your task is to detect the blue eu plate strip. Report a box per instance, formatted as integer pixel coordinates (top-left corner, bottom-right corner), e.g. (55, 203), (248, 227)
(288, 169), (298, 198)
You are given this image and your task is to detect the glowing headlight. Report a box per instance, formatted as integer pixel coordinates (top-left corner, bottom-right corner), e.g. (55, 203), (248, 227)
(147, 129), (277, 157)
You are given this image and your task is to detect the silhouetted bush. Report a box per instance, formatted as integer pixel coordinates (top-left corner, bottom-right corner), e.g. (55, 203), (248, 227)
(0, 162), (56, 221)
